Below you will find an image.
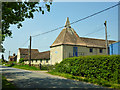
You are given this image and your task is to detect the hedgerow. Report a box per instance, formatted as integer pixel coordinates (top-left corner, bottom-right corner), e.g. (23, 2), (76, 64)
(53, 55), (120, 84)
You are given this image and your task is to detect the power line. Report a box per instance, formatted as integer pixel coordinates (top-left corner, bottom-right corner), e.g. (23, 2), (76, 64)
(5, 38), (30, 55)
(32, 2), (120, 37)
(20, 38), (30, 47)
(83, 27), (104, 36)
(32, 26), (64, 37)
(70, 3), (119, 25)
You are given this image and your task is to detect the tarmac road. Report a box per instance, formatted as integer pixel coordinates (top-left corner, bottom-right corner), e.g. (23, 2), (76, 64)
(1, 65), (114, 89)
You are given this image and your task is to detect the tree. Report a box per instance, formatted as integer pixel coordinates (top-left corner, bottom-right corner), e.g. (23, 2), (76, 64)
(0, 0), (52, 52)
(0, 31), (5, 52)
(1, 54), (5, 62)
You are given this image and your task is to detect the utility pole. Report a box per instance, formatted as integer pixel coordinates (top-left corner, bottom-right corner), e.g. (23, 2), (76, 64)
(28, 45), (30, 63)
(9, 51), (10, 56)
(29, 36), (32, 66)
(104, 21), (109, 55)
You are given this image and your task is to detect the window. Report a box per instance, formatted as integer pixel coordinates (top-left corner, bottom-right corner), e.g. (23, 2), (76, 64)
(99, 49), (103, 53)
(40, 60), (42, 63)
(69, 53), (72, 57)
(89, 48), (93, 53)
(80, 52), (84, 56)
(73, 47), (78, 57)
(46, 60), (48, 63)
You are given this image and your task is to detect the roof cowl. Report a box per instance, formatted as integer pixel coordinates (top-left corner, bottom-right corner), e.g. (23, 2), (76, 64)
(65, 17), (71, 28)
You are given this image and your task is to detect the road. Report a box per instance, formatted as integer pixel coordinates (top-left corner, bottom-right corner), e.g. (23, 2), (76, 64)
(0, 65), (113, 89)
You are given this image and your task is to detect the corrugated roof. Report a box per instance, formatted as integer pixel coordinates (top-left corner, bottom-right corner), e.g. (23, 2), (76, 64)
(50, 17), (116, 48)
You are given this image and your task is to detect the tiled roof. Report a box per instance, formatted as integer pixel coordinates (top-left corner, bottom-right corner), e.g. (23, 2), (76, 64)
(24, 51), (50, 60)
(80, 37), (116, 48)
(9, 56), (16, 59)
(19, 48), (50, 60)
(8, 55), (17, 61)
(19, 48), (39, 55)
(50, 17), (116, 48)
(50, 28), (86, 47)
(34, 51), (50, 60)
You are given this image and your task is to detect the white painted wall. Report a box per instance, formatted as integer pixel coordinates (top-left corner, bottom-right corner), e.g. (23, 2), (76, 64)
(50, 45), (63, 65)
(50, 45), (107, 65)
(24, 59), (50, 65)
(17, 49), (20, 63)
(63, 45), (107, 59)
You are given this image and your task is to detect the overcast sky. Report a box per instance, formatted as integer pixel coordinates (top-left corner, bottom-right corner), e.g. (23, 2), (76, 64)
(2, 2), (119, 60)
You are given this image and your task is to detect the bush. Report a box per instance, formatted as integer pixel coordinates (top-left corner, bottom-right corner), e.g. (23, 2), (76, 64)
(40, 65), (48, 70)
(19, 58), (24, 64)
(53, 55), (120, 84)
(6, 61), (17, 67)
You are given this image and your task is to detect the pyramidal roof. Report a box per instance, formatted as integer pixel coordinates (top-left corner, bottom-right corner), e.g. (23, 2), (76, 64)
(65, 17), (71, 28)
(50, 17), (86, 47)
(50, 17), (116, 48)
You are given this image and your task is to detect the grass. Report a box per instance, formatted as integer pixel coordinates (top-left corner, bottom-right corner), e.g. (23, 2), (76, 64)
(13, 65), (40, 71)
(48, 71), (120, 89)
(5, 64), (48, 71)
(0, 59), (2, 65)
(5, 63), (120, 89)
(2, 76), (18, 90)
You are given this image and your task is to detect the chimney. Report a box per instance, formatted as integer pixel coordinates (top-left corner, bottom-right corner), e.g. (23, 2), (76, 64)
(13, 53), (16, 56)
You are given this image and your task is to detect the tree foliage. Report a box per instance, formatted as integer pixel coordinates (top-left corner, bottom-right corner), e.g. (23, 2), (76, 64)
(2, 54), (4, 62)
(0, 0), (52, 52)
(0, 30), (5, 52)
(2, 1), (52, 41)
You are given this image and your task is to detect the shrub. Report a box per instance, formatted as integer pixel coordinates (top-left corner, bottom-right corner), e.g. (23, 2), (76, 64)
(19, 58), (24, 64)
(54, 55), (120, 84)
(6, 61), (17, 67)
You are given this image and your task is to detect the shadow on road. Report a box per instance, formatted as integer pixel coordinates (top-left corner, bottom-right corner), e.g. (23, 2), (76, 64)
(1, 66), (115, 89)
(13, 77), (115, 90)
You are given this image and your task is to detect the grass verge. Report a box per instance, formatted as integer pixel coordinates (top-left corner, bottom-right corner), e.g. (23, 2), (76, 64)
(5, 64), (47, 71)
(2, 76), (18, 90)
(48, 71), (120, 89)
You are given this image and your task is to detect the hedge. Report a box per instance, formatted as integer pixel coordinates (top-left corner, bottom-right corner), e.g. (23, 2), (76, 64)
(53, 55), (120, 84)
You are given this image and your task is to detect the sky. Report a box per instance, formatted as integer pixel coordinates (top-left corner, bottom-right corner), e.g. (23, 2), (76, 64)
(1, 2), (119, 60)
